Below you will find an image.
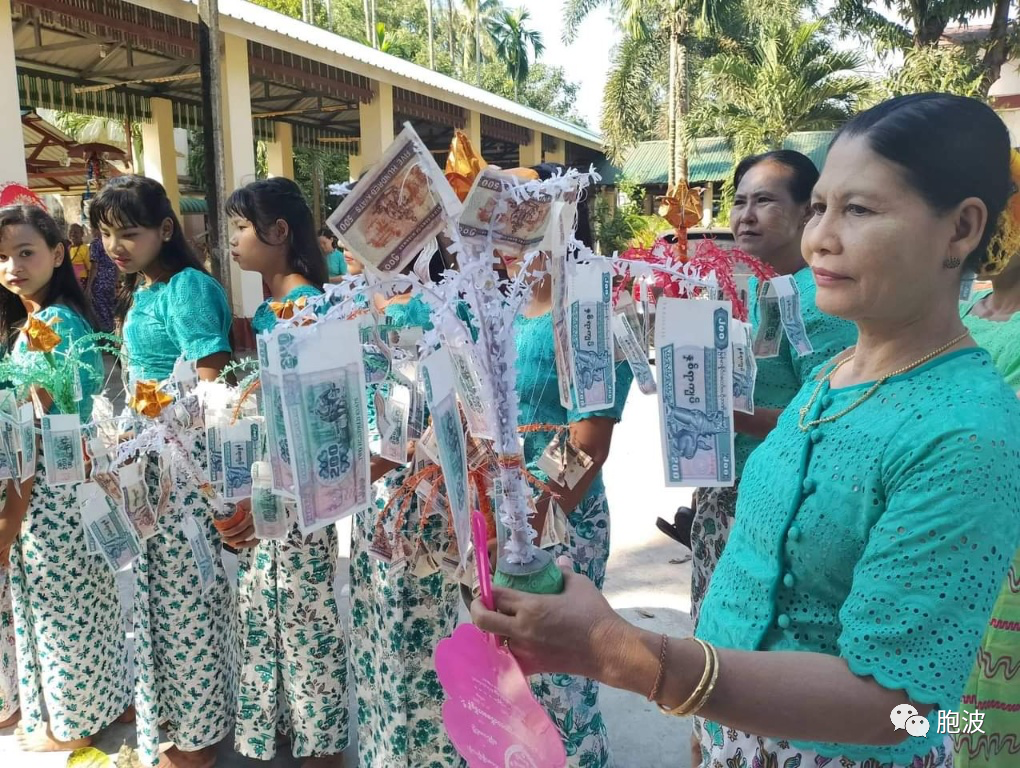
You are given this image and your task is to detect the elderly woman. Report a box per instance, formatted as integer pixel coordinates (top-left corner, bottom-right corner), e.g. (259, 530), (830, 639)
(473, 93), (1020, 768)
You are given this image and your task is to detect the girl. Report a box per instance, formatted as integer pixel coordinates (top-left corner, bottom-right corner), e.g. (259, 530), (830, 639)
(91, 176), (235, 768)
(67, 223), (90, 288)
(223, 177), (348, 767)
(0, 204), (131, 751)
(317, 226), (347, 284)
(509, 166), (633, 768)
(475, 93), (1020, 768)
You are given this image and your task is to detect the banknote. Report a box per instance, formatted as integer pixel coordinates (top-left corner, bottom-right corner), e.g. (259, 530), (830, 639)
(327, 123), (462, 275)
(279, 319), (371, 534)
(751, 279), (782, 359)
(172, 357), (199, 397)
(41, 414), (86, 486)
(731, 319), (757, 415)
(182, 513), (215, 594)
(222, 418), (260, 501)
(17, 402), (36, 482)
(80, 480), (142, 572)
(459, 167), (516, 249)
(567, 260), (615, 413)
(612, 294), (656, 395)
(447, 342), (495, 440)
(258, 334), (295, 497)
(205, 408), (227, 488)
(0, 391), (18, 482)
(375, 384), (410, 465)
(550, 252), (575, 409)
(655, 298), (735, 488)
(771, 275), (814, 357)
(421, 348), (471, 563)
(119, 460), (158, 540)
(251, 461), (288, 541)
(79, 480), (100, 556)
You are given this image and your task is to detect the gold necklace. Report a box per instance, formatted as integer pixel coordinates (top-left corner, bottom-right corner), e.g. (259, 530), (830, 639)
(797, 331), (971, 432)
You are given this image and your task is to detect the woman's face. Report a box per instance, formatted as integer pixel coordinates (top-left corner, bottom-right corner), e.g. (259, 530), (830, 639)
(344, 247), (364, 276)
(730, 161), (809, 264)
(68, 225), (83, 246)
(0, 224), (62, 302)
(229, 216), (282, 275)
(317, 235), (334, 256)
(99, 217), (171, 275)
(802, 135), (987, 324)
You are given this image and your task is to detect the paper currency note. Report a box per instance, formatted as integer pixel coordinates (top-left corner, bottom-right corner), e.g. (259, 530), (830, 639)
(567, 260), (615, 413)
(771, 275), (814, 357)
(0, 391), (19, 482)
(376, 384), (410, 465)
(258, 334), (296, 498)
(327, 123), (462, 275)
(731, 319), (757, 415)
(222, 418), (260, 501)
(80, 481), (142, 572)
(279, 320), (370, 534)
(181, 513), (215, 594)
(550, 252), (575, 409)
(172, 357), (199, 397)
(41, 414), (85, 486)
(459, 167), (517, 249)
(251, 461), (288, 541)
(447, 343), (495, 440)
(421, 349), (471, 564)
(655, 298), (735, 488)
(119, 460), (158, 540)
(751, 280), (782, 359)
(18, 402), (36, 482)
(612, 295), (656, 395)
(79, 480), (100, 556)
(205, 408), (226, 488)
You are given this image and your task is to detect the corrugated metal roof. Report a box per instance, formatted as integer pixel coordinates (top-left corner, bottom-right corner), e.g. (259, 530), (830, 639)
(188, 0), (602, 149)
(621, 132), (836, 185)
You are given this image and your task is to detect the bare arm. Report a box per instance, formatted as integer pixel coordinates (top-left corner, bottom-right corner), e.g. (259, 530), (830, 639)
(733, 408), (782, 440)
(196, 352), (231, 382)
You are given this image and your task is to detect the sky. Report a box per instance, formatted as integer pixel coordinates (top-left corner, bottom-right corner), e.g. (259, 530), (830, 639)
(518, 0), (620, 129)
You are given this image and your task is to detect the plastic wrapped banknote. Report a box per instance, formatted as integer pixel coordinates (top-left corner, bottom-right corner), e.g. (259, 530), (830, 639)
(752, 279), (782, 358)
(80, 481), (142, 572)
(258, 332), (295, 497)
(278, 318), (370, 535)
(612, 294), (656, 396)
(567, 259), (615, 413)
(655, 298), (735, 488)
(222, 418), (261, 501)
(447, 341), (496, 440)
(771, 274), (814, 357)
(731, 319), (757, 415)
(41, 413), (86, 486)
(327, 123), (462, 275)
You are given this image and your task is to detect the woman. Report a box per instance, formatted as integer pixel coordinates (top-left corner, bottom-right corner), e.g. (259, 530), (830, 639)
(473, 94), (1020, 768)
(688, 151), (856, 628)
(511, 165), (633, 768)
(317, 227), (347, 284)
(92, 176), (235, 768)
(954, 249), (1020, 767)
(0, 205), (130, 751)
(86, 224), (117, 333)
(224, 178), (348, 767)
(67, 223), (89, 289)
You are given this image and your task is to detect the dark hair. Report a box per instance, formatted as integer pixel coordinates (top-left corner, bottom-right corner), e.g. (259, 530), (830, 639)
(0, 205), (98, 349)
(733, 150), (819, 204)
(834, 93), (1011, 271)
(318, 226), (337, 246)
(227, 178), (327, 287)
(89, 175), (208, 323)
(530, 162), (595, 249)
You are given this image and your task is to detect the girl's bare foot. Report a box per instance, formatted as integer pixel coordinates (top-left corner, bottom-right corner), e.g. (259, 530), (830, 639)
(0, 708), (18, 730)
(156, 744), (217, 768)
(302, 756), (345, 768)
(15, 723), (91, 752)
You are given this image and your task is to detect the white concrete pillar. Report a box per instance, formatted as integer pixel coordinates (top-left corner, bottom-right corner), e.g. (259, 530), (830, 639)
(140, 98), (182, 216)
(519, 129), (543, 168)
(266, 121), (294, 179)
(220, 32), (262, 317)
(0, 0), (27, 185)
(702, 182), (715, 227)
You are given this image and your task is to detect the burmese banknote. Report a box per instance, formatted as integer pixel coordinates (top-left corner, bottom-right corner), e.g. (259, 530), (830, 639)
(421, 348), (471, 564)
(751, 279), (782, 359)
(731, 319), (757, 415)
(327, 123), (462, 275)
(567, 259), (615, 413)
(279, 319), (370, 535)
(655, 298), (735, 488)
(612, 294), (656, 395)
(0, 391), (19, 482)
(771, 274), (814, 357)
(182, 513), (216, 594)
(41, 413), (86, 486)
(257, 333), (295, 497)
(251, 461), (288, 541)
(205, 408), (227, 488)
(375, 383), (410, 465)
(460, 168), (555, 263)
(551, 252), (575, 409)
(119, 460), (158, 540)
(447, 342), (495, 440)
(80, 480), (142, 572)
(222, 418), (260, 501)
(18, 402), (36, 482)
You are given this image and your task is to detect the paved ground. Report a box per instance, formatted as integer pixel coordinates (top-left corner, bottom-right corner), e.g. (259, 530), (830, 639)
(0, 388), (698, 767)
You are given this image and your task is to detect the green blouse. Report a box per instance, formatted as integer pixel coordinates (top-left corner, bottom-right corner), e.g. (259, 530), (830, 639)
(122, 267), (232, 383)
(697, 348), (1020, 763)
(740, 267), (857, 476)
(961, 289), (1020, 390)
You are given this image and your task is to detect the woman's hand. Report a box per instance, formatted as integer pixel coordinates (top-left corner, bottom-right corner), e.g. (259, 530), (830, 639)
(220, 499), (259, 549)
(470, 564), (634, 680)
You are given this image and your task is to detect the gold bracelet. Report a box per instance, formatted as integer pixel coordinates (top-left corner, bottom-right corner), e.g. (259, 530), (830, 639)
(658, 637), (713, 717)
(647, 633), (669, 702)
(687, 641), (720, 716)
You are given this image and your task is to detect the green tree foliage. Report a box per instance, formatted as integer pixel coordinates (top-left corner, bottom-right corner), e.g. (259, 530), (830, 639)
(485, 8), (544, 98)
(880, 44), (984, 99)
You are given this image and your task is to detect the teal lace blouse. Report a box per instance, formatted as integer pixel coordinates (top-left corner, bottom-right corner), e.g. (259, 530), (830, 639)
(962, 289), (1020, 390)
(514, 311), (633, 502)
(696, 348), (1020, 763)
(12, 304), (102, 421)
(251, 284), (323, 335)
(739, 267), (857, 476)
(122, 268), (232, 383)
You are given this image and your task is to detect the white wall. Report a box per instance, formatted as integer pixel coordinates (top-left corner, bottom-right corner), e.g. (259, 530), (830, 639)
(174, 128), (189, 179)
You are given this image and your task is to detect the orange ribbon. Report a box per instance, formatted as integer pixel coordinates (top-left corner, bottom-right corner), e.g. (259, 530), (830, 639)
(268, 296), (309, 321)
(23, 313), (62, 354)
(129, 380), (174, 419)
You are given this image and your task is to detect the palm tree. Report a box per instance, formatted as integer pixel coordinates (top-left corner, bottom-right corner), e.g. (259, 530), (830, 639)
(486, 8), (544, 98)
(689, 20), (872, 159)
(426, 0), (436, 68)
